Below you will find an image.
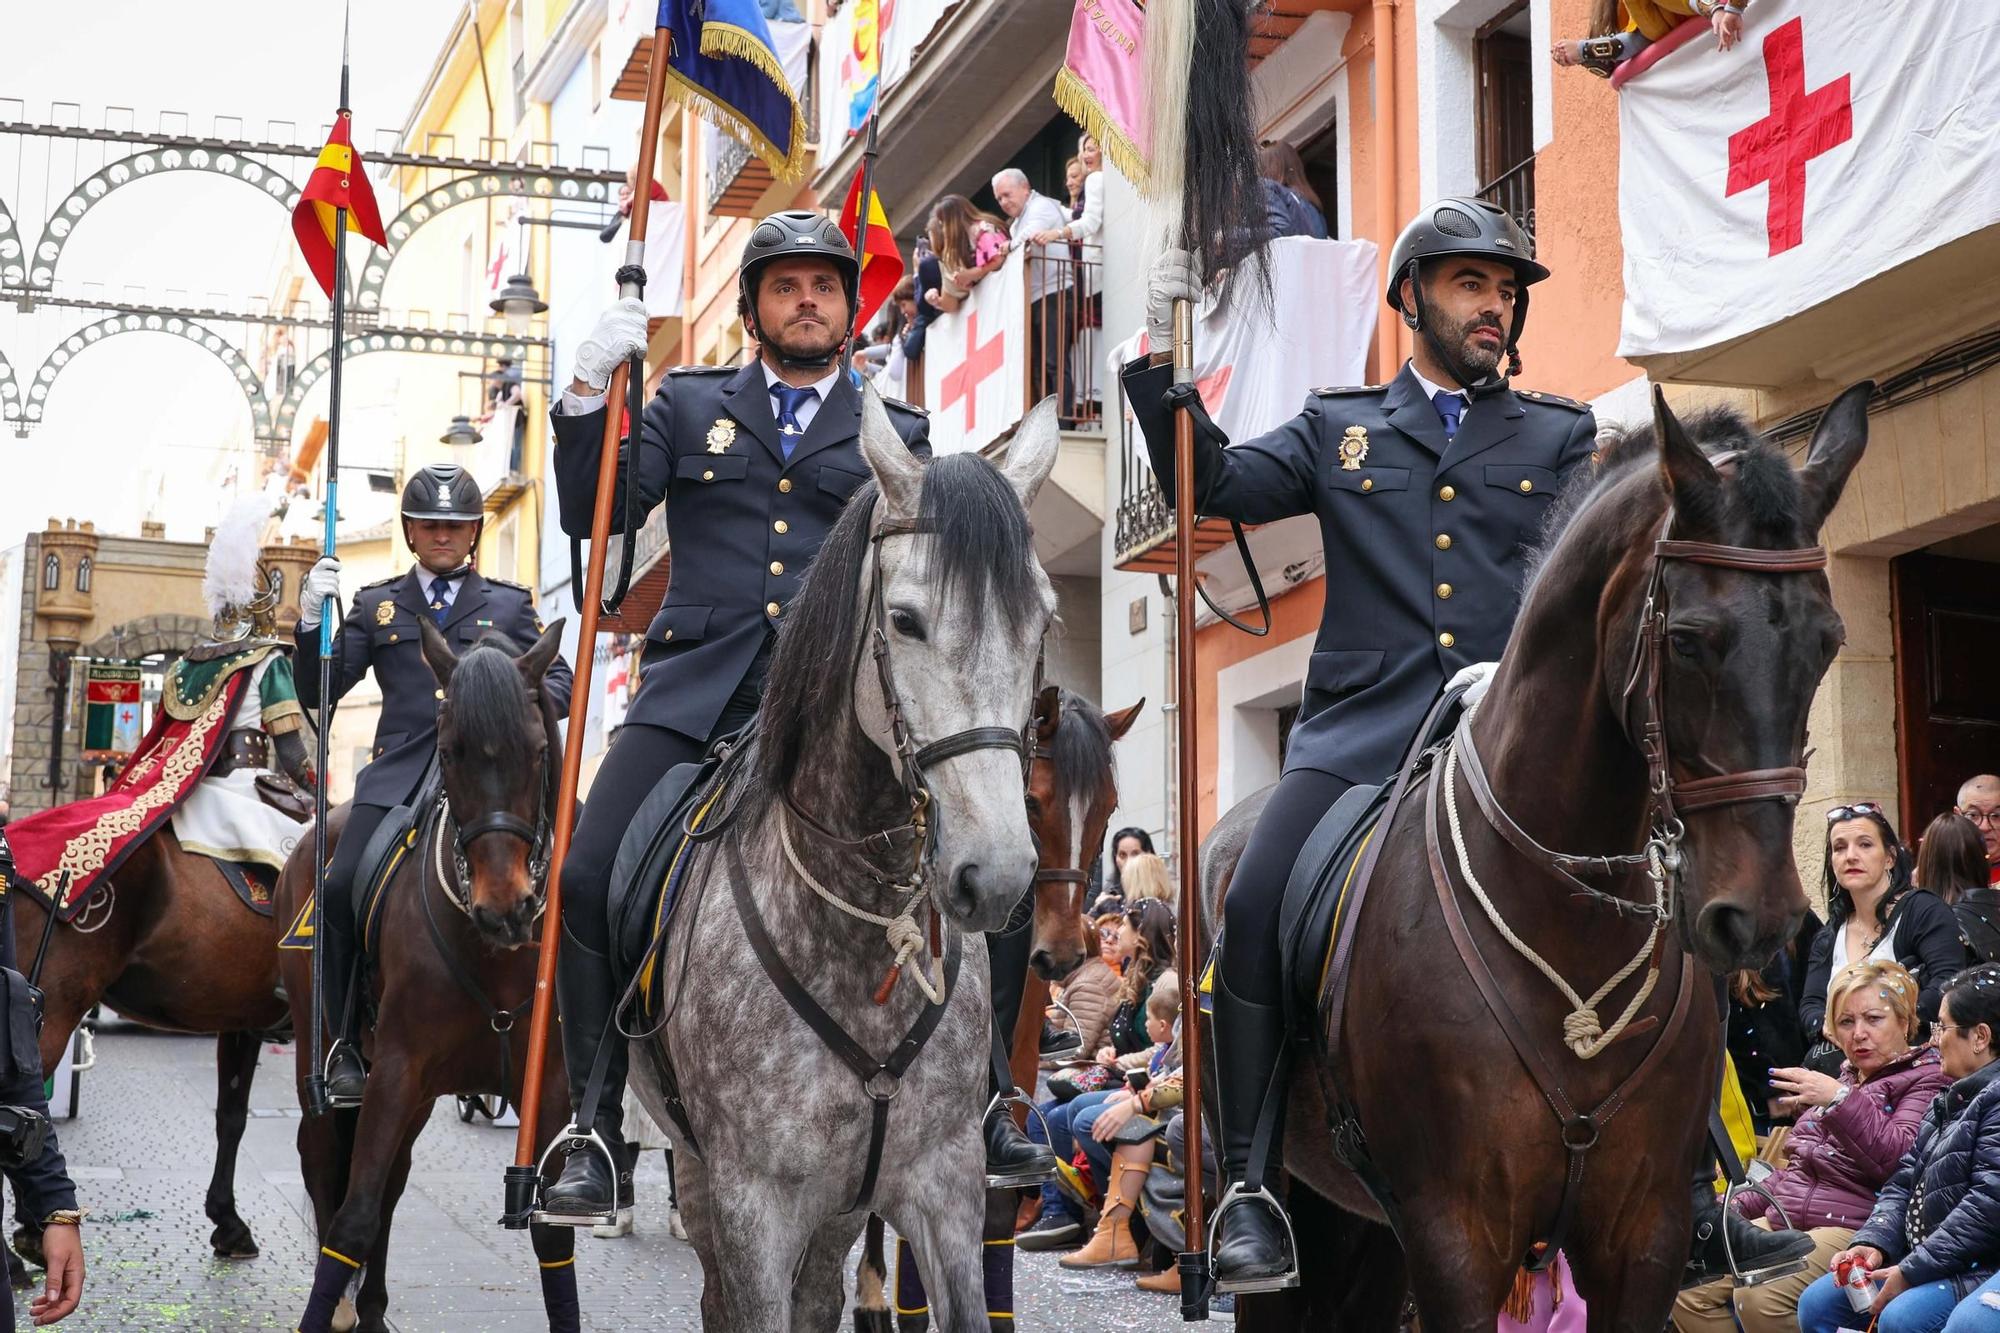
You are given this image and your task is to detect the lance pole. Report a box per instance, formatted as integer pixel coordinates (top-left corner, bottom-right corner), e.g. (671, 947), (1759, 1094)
(504, 23), (675, 1220)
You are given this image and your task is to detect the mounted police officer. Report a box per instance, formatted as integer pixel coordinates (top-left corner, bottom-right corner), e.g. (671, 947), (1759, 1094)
(541, 208), (1057, 1220)
(295, 463), (574, 1104)
(1130, 197), (1812, 1292)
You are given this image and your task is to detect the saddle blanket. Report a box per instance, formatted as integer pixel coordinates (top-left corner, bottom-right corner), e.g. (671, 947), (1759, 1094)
(278, 800), (429, 952)
(213, 859), (278, 919)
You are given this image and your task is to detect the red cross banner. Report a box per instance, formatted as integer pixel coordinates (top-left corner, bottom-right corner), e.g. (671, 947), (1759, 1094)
(922, 247), (1027, 456)
(1617, 0), (2000, 360)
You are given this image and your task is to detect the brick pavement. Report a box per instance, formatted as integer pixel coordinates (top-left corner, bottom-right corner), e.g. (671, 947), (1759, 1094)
(31, 1026), (1201, 1332)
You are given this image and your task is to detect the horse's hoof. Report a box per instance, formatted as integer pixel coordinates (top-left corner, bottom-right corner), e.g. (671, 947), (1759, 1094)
(5, 1247), (30, 1289)
(852, 1311), (894, 1333)
(9, 1226), (43, 1274)
(212, 1241), (260, 1261)
(589, 1207), (633, 1239)
(330, 1297), (359, 1333)
(208, 1221), (259, 1261)
(667, 1206), (688, 1242)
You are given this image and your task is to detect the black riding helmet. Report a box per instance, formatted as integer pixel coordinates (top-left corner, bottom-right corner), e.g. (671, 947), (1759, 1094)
(737, 209), (862, 371)
(400, 463), (485, 523)
(1385, 197), (1548, 384)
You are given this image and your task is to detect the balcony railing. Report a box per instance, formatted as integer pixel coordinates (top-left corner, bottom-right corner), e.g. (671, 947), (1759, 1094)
(1477, 155), (1536, 247)
(1111, 406), (1249, 572)
(1023, 245), (1104, 431)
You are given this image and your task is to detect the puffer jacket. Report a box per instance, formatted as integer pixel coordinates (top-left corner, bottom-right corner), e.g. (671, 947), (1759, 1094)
(1052, 957), (1119, 1055)
(1736, 1046), (1949, 1231)
(1852, 1057), (2000, 1286)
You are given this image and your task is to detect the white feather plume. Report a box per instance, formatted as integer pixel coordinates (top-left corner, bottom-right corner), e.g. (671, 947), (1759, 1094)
(203, 497), (273, 619)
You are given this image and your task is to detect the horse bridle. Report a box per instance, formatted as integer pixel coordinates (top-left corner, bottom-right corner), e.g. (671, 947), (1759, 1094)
(433, 688), (558, 916)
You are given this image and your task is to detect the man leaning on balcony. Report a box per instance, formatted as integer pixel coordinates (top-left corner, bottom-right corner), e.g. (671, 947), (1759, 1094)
(1124, 197), (1817, 1295)
(992, 167), (1075, 420)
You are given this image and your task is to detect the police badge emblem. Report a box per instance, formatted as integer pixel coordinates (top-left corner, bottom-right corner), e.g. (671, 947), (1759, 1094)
(375, 599), (395, 626)
(1338, 426), (1370, 471)
(706, 418), (737, 454)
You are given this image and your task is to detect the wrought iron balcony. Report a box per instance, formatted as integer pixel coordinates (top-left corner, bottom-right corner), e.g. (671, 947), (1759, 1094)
(1477, 155), (1536, 247)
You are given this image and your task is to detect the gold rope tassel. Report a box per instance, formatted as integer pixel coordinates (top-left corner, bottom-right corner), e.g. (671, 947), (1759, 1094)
(1051, 69), (1150, 189)
(1503, 1245), (1560, 1326)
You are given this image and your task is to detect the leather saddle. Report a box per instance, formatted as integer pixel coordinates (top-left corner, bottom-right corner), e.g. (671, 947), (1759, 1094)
(350, 771), (441, 954)
(607, 738), (741, 1011)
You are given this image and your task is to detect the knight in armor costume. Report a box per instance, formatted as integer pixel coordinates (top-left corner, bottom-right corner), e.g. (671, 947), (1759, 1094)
(1128, 198), (1814, 1292)
(295, 464), (573, 1103)
(540, 209), (1056, 1221)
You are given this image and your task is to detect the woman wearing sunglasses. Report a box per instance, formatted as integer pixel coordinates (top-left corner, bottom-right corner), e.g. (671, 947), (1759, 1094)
(1800, 804), (1970, 1049)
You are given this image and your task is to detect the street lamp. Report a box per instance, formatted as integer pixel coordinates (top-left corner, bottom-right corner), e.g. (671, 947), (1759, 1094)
(439, 414), (481, 448)
(489, 274), (547, 337)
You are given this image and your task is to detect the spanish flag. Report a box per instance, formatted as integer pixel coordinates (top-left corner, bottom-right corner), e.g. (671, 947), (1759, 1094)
(291, 109), (388, 300)
(839, 169), (903, 334)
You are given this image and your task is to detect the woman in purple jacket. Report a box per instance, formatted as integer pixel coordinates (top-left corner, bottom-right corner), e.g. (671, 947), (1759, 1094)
(1677, 960), (1948, 1333)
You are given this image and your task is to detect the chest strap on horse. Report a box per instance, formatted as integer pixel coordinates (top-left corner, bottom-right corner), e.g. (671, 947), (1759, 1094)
(729, 845), (962, 1215)
(418, 802), (535, 1104)
(1424, 760), (1697, 1269)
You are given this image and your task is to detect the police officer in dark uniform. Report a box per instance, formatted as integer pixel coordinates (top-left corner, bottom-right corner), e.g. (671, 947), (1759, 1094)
(1129, 197), (1811, 1292)
(296, 463), (574, 1103)
(540, 209), (1057, 1218)
(0, 830), (85, 1327)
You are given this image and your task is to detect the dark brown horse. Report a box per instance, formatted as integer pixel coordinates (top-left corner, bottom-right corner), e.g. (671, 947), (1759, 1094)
(1201, 387), (1871, 1330)
(275, 622), (577, 1333)
(855, 685), (1142, 1330)
(11, 823), (288, 1266)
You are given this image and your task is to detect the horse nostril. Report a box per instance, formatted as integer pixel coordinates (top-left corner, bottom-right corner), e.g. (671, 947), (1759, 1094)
(1698, 901), (1759, 965)
(1029, 949), (1054, 978)
(953, 864), (983, 913)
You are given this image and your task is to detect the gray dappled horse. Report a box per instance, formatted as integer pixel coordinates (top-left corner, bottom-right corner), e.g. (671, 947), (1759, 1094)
(631, 389), (1061, 1330)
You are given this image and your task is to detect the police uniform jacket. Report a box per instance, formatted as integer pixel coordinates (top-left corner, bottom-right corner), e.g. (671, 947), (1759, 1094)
(0, 860), (77, 1225)
(551, 361), (930, 743)
(1122, 357), (1596, 786)
(294, 568), (574, 810)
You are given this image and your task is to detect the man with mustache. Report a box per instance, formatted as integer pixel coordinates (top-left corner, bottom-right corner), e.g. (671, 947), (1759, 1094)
(1128, 197), (1813, 1293)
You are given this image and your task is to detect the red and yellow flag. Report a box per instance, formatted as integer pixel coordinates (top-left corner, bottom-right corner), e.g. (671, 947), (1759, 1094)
(839, 170), (903, 334)
(292, 109), (388, 299)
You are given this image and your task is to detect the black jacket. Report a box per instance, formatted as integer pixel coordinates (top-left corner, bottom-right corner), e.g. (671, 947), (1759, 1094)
(0, 878), (75, 1224)
(1121, 358), (1596, 785)
(1801, 888), (1970, 1035)
(551, 362), (929, 744)
(1729, 907), (1822, 1127)
(1854, 1058), (2000, 1286)
(295, 569), (573, 810)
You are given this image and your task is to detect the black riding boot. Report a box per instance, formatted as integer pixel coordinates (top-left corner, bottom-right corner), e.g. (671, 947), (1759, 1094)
(1684, 1174), (1813, 1288)
(320, 926), (365, 1106)
(541, 931), (625, 1220)
(1210, 975), (1298, 1292)
(985, 1104), (1058, 1188)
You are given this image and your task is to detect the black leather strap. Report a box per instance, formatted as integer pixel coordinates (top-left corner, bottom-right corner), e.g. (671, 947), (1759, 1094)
(420, 806), (532, 1101)
(913, 727), (1026, 769)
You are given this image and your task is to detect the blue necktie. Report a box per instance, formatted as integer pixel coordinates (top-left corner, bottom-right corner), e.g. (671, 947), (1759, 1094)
(770, 384), (819, 461)
(1432, 389), (1464, 442)
(427, 576), (451, 626)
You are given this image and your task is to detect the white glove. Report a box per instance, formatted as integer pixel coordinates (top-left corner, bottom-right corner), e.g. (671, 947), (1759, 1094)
(1145, 248), (1202, 355)
(572, 297), (650, 391)
(299, 556), (342, 631)
(1446, 660), (1499, 708)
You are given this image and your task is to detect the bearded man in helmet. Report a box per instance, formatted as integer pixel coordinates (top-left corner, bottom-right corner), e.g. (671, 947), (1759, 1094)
(295, 463), (574, 1104)
(1128, 198), (1815, 1294)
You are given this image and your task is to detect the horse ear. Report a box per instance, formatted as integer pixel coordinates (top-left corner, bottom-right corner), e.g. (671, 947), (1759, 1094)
(419, 618), (458, 687)
(858, 380), (925, 521)
(517, 618), (564, 682)
(1104, 697), (1146, 741)
(1001, 396), (1061, 510)
(1798, 382), (1873, 533)
(1033, 685), (1061, 743)
(1653, 386), (1723, 537)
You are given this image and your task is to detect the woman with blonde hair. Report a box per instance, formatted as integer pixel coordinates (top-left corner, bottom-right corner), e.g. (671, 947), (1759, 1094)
(1119, 851), (1172, 906)
(1674, 960), (1948, 1333)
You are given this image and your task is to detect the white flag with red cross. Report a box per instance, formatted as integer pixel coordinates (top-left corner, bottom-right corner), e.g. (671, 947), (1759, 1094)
(922, 249), (1028, 456)
(1616, 0), (2000, 361)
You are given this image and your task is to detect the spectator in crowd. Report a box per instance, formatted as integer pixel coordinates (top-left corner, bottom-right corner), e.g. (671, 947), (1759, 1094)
(1728, 908), (1822, 1132)
(923, 195), (1008, 316)
(1801, 803), (1967, 1039)
(1260, 139), (1328, 239)
(1257, 141), (1320, 241)
(900, 239), (944, 363)
(1102, 827), (1155, 904)
(1801, 965), (2000, 1333)
(1119, 851), (1173, 908)
(1919, 812), (1990, 909)
(1553, 0), (1743, 77)
(991, 166), (1075, 414)
(1957, 775), (2000, 886)
(1956, 830), (2000, 969)
(1062, 979), (1183, 1270)
(1047, 913), (1122, 1059)
(1677, 961), (1949, 1333)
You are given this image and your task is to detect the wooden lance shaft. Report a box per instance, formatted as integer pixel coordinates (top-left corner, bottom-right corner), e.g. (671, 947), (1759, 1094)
(510, 26), (674, 1175)
(1171, 294), (1209, 1307)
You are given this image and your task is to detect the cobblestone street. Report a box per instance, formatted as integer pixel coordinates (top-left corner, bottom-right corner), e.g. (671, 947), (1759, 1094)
(35, 1024), (1199, 1332)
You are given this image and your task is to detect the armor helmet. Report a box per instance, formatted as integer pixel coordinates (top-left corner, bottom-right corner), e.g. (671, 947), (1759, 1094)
(738, 209), (861, 369)
(400, 463), (485, 522)
(1385, 197), (1547, 380)
(203, 497), (284, 647)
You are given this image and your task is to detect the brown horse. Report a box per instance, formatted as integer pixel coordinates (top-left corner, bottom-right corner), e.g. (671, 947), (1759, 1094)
(10, 824), (288, 1265)
(854, 685), (1142, 1330)
(275, 622), (577, 1333)
(1201, 387), (1871, 1330)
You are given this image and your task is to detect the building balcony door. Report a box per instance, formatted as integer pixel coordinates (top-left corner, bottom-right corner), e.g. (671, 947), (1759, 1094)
(1893, 550), (2000, 827)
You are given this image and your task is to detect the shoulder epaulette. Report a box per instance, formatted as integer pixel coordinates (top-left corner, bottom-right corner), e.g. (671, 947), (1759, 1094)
(1311, 384), (1382, 397)
(357, 574), (400, 591)
(1517, 388), (1590, 413)
(882, 395), (928, 417)
(666, 364), (735, 377)
(484, 575), (533, 593)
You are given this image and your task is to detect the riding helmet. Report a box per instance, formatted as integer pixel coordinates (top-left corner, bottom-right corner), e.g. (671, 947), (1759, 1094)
(400, 463), (485, 522)
(1385, 198), (1547, 369)
(737, 209), (862, 343)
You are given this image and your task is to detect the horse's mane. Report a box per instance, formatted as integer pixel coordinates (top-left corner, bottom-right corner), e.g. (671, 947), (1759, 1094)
(756, 453), (1043, 791)
(1049, 688), (1116, 814)
(448, 636), (539, 748)
(1525, 402), (1811, 587)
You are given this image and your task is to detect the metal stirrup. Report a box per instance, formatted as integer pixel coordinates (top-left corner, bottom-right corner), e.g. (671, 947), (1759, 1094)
(319, 1040), (364, 1110)
(1040, 997), (1085, 1060)
(984, 1089), (1056, 1189)
(529, 1124), (620, 1228)
(1719, 1177), (1808, 1288)
(1207, 1181), (1301, 1294)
